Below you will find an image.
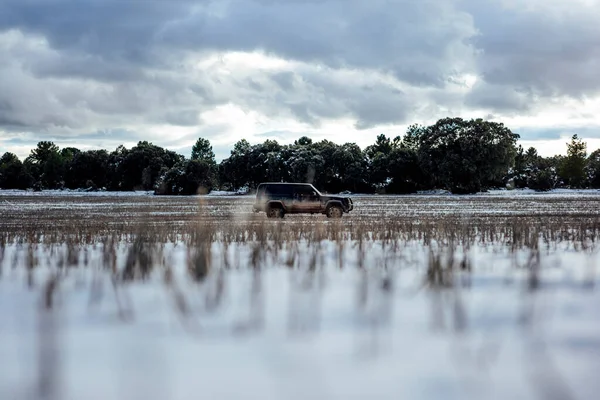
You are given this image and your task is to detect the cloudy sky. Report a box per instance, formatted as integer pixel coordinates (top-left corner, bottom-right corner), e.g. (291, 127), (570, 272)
(1, 0), (599, 161)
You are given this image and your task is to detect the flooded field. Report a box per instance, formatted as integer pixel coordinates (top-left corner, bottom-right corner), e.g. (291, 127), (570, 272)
(1, 190), (599, 400)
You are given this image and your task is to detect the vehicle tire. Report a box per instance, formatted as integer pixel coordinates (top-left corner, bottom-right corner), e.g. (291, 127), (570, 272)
(267, 205), (285, 219)
(326, 205), (343, 218)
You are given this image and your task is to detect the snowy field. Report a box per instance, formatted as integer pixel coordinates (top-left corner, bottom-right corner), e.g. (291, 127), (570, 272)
(1, 190), (599, 400)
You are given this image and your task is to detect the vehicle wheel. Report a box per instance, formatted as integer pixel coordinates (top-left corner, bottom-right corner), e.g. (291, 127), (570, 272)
(326, 205), (343, 218)
(267, 205), (284, 219)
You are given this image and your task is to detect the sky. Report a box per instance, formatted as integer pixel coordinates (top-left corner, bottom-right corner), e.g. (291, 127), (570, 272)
(1, 0), (599, 161)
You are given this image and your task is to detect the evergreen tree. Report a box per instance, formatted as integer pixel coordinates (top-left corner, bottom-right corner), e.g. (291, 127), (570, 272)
(587, 149), (600, 188)
(191, 138), (216, 165)
(558, 134), (587, 188)
(0, 152), (30, 189)
(25, 141), (64, 189)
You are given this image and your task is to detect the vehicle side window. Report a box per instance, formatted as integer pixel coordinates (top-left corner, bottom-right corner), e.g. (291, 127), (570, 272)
(281, 186), (294, 196)
(294, 185), (316, 197)
(265, 185), (292, 196)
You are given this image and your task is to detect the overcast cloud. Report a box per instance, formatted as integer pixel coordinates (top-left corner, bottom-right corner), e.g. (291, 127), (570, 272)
(1, 0), (599, 160)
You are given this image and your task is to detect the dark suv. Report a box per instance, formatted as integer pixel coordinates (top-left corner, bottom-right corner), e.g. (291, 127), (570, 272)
(252, 183), (353, 218)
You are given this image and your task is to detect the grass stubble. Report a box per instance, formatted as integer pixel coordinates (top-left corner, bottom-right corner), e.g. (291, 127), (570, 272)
(1, 194), (599, 399)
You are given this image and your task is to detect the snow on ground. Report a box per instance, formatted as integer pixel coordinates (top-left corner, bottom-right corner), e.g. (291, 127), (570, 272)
(481, 188), (600, 197)
(1, 239), (599, 400)
(0, 189), (156, 197)
(2, 188), (600, 198)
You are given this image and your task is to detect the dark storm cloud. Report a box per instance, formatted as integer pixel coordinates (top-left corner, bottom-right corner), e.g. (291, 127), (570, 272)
(0, 0), (197, 66)
(0, 0), (481, 133)
(287, 103), (320, 127)
(0, 101), (29, 129)
(466, 0), (600, 99)
(266, 69), (412, 128)
(1, 0), (599, 145)
(0, 117), (29, 130)
(0, 0), (475, 85)
(465, 82), (532, 114)
(162, 0), (476, 86)
(30, 53), (144, 83)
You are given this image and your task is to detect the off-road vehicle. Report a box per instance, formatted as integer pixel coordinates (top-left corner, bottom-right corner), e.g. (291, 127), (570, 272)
(252, 182), (353, 218)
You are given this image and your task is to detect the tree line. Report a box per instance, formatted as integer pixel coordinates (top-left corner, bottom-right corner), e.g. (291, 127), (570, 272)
(1, 117), (599, 195)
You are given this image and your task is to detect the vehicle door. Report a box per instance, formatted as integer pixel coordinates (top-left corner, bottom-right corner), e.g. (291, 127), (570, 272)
(267, 185), (292, 211)
(292, 185), (321, 213)
(280, 185), (295, 211)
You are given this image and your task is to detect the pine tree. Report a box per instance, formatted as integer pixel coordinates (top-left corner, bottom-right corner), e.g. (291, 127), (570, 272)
(559, 134), (587, 188)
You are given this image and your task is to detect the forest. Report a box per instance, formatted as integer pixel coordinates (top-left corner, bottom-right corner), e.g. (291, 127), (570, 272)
(1, 117), (598, 195)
